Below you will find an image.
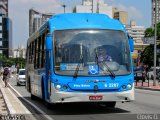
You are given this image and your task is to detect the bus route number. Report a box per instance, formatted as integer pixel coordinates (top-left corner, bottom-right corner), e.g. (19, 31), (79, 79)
(104, 83), (119, 88)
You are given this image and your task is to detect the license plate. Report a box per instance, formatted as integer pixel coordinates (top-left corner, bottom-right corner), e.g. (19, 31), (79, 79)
(89, 95), (103, 100)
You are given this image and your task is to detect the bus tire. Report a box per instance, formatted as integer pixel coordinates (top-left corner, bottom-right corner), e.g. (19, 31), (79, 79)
(28, 77), (31, 93)
(45, 102), (53, 109)
(104, 102), (116, 108)
(42, 79), (45, 101)
(46, 103), (58, 109)
(31, 94), (36, 100)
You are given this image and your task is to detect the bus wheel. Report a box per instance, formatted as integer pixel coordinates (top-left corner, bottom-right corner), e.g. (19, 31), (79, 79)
(31, 94), (37, 100)
(45, 102), (53, 109)
(42, 80), (45, 101)
(28, 77), (31, 92)
(104, 102), (116, 108)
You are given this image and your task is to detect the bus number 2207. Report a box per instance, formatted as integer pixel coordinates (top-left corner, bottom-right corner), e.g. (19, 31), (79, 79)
(104, 83), (119, 88)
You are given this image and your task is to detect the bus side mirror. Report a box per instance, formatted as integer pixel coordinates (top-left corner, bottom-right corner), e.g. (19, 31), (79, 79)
(129, 37), (134, 52)
(46, 34), (52, 50)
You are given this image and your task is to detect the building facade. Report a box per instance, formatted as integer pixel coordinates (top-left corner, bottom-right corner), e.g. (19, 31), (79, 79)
(12, 46), (26, 59)
(0, 0), (12, 58)
(126, 21), (149, 66)
(75, 0), (113, 18)
(152, 0), (160, 27)
(0, 0), (8, 16)
(29, 9), (53, 36)
(114, 10), (128, 25)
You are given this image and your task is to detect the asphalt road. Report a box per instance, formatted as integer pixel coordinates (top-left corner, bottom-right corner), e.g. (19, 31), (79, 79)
(9, 76), (160, 120)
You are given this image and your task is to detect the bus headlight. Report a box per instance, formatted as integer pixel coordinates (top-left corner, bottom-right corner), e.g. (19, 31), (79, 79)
(127, 84), (131, 89)
(55, 85), (61, 90)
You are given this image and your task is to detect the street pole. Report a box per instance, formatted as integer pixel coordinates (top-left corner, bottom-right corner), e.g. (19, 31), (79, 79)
(62, 5), (66, 13)
(92, 0), (93, 13)
(153, 0), (157, 86)
(96, 0), (99, 13)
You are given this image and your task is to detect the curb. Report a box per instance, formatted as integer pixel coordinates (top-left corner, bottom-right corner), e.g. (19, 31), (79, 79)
(135, 86), (160, 91)
(0, 79), (31, 114)
(0, 80), (15, 114)
(0, 87), (9, 114)
(9, 83), (53, 120)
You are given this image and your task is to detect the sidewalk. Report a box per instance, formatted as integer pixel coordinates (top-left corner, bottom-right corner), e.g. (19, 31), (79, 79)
(0, 89), (8, 114)
(134, 81), (160, 91)
(0, 78), (31, 114)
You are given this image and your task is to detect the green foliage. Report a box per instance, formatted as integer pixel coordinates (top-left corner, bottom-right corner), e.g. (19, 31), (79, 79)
(0, 53), (25, 68)
(16, 57), (26, 68)
(144, 28), (154, 37)
(141, 22), (160, 67)
(141, 45), (154, 67)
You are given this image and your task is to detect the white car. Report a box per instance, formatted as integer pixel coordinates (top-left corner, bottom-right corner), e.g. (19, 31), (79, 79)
(16, 69), (26, 86)
(147, 67), (160, 80)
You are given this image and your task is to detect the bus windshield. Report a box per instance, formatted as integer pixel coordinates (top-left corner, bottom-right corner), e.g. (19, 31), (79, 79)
(54, 29), (131, 76)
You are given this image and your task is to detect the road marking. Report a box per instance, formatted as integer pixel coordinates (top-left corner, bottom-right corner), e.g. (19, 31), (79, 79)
(9, 83), (54, 120)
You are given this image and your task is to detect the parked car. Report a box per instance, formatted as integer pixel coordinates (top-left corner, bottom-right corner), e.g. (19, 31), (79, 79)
(147, 67), (160, 80)
(134, 66), (145, 82)
(16, 69), (26, 86)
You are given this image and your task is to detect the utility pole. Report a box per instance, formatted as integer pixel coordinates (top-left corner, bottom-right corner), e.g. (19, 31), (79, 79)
(62, 5), (66, 13)
(92, 0), (93, 13)
(153, 0), (157, 86)
(96, 0), (99, 13)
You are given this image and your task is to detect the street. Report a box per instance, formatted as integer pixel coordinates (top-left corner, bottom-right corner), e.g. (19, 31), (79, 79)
(0, 0), (159, 120)
(8, 76), (160, 120)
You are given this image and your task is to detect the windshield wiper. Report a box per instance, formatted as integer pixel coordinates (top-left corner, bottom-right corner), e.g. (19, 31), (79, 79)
(73, 43), (83, 80)
(73, 55), (83, 80)
(95, 49), (115, 78)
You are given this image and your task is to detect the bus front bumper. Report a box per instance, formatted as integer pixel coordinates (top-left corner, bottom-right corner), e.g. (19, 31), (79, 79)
(49, 84), (135, 103)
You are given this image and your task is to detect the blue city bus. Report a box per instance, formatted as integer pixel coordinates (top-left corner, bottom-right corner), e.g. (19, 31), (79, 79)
(26, 13), (134, 108)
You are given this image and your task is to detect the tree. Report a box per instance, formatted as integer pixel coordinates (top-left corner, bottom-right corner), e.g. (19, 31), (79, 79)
(144, 28), (154, 37)
(0, 53), (26, 67)
(0, 54), (7, 66)
(141, 45), (154, 68)
(141, 22), (160, 68)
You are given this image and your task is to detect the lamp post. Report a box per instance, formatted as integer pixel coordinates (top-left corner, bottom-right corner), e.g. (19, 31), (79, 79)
(62, 5), (66, 13)
(153, 0), (157, 86)
(92, 0), (93, 13)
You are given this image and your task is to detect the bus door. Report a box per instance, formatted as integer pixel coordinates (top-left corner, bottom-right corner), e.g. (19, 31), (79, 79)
(46, 50), (51, 100)
(45, 34), (52, 100)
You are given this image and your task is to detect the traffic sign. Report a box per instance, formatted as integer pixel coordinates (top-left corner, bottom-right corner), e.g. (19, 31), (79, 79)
(143, 37), (154, 44)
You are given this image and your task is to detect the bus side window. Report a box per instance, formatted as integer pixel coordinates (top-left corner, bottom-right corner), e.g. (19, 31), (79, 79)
(28, 44), (31, 63)
(37, 37), (41, 68)
(39, 36), (42, 68)
(34, 39), (38, 69)
(31, 42), (34, 64)
(41, 33), (45, 68)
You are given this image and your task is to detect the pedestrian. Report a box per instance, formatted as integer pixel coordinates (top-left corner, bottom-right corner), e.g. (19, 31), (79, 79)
(3, 65), (10, 87)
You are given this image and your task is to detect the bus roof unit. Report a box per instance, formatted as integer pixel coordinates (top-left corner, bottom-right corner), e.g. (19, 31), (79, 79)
(48, 13), (125, 32)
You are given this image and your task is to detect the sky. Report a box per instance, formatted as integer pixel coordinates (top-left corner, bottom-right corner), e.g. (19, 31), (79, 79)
(9, 0), (151, 49)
